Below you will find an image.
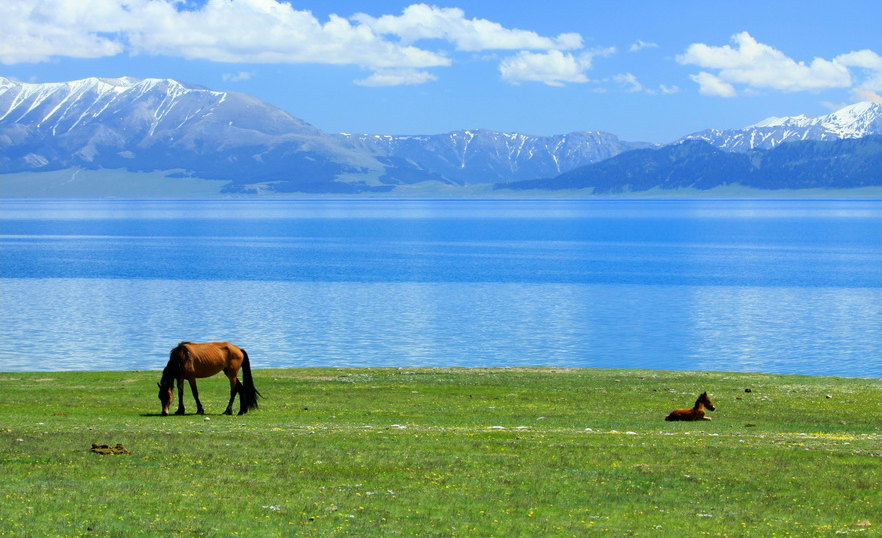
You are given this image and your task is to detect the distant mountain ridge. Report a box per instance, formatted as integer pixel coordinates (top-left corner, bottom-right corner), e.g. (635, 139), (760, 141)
(1, 76), (880, 195)
(0, 76), (393, 193)
(337, 130), (652, 185)
(0, 76), (653, 191)
(496, 136), (882, 194)
(680, 102), (882, 152)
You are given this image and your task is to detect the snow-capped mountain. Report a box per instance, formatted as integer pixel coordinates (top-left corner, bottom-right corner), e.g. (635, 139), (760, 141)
(338, 129), (652, 184)
(1, 76), (879, 195)
(0, 76), (321, 137)
(0, 76), (391, 192)
(0, 76), (651, 191)
(680, 102), (882, 151)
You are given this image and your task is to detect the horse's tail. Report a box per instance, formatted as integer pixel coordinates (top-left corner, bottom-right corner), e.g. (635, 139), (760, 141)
(239, 348), (262, 412)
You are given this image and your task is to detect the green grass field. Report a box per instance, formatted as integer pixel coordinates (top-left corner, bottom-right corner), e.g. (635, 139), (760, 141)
(1, 368), (879, 536)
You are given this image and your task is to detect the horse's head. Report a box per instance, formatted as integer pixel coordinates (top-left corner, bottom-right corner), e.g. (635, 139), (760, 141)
(157, 382), (173, 416)
(699, 391), (715, 411)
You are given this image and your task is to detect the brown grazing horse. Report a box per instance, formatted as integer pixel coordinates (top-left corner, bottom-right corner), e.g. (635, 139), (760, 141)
(158, 342), (261, 416)
(665, 391), (715, 421)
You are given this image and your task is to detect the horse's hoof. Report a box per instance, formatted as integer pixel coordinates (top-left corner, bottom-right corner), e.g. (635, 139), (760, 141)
(161, 412), (168, 417)
(174, 410), (185, 415)
(222, 410), (232, 415)
(237, 410), (247, 416)
(196, 409), (204, 415)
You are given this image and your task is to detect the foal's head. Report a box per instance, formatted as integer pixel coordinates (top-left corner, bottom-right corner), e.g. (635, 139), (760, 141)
(697, 391), (715, 411)
(157, 382), (174, 416)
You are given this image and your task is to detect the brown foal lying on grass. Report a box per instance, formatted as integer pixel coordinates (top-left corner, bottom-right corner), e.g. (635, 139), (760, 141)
(665, 391), (715, 421)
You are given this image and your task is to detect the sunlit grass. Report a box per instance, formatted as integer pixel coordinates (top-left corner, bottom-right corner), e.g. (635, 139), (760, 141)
(0, 368), (879, 535)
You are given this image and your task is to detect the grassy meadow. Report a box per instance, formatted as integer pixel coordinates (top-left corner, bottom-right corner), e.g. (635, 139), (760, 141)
(0, 368), (879, 536)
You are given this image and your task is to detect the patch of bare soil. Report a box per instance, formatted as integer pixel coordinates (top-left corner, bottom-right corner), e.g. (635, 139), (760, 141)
(91, 443), (131, 455)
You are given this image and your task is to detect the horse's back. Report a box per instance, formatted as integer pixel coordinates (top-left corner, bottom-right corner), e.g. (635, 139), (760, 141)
(185, 341), (241, 356)
(182, 342), (243, 377)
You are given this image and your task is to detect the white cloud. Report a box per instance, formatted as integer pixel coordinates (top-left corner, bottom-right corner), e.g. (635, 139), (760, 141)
(0, 0), (593, 87)
(834, 49), (882, 92)
(677, 32), (882, 97)
(126, 2), (451, 70)
(354, 69), (438, 87)
(611, 73), (679, 95)
(222, 71), (255, 82)
(689, 72), (737, 97)
(353, 4), (582, 52)
(613, 73), (644, 93)
(851, 88), (882, 104)
(500, 47), (614, 86)
(0, 0), (126, 63)
(629, 40), (658, 53)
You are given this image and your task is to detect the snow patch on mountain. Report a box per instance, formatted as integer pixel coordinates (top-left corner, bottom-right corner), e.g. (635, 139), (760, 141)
(338, 129), (652, 184)
(683, 102), (882, 151)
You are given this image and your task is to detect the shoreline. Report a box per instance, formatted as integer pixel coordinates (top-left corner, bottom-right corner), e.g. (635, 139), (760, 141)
(2, 366), (880, 380)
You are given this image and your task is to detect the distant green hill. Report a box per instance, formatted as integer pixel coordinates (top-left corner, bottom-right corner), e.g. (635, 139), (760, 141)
(495, 136), (882, 194)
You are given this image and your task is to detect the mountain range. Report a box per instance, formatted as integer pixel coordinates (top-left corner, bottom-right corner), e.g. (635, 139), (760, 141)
(1, 76), (880, 196)
(496, 136), (881, 194)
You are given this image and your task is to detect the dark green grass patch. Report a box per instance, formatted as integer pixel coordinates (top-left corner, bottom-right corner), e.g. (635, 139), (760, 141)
(0, 368), (879, 536)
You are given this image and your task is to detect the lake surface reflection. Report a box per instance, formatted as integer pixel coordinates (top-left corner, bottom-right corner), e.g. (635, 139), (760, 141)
(1, 199), (879, 377)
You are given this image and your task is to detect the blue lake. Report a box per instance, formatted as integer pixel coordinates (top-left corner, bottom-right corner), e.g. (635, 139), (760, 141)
(1, 198), (880, 377)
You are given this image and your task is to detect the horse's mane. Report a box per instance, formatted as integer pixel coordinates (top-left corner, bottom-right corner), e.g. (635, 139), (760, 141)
(160, 342), (190, 386)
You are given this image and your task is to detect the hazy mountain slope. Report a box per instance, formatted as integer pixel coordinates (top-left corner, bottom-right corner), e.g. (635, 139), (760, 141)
(496, 136), (882, 194)
(338, 129), (653, 184)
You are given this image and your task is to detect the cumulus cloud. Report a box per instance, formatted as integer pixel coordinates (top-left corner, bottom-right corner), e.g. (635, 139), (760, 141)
(689, 72), (737, 98)
(353, 4), (582, 52)
(0, 0), (597, 87)
(0, 0), (448, 68)
(0, 0), (126, 63)
(500, 47), (614, 86)
(834, 49), (882, 92)
(127, 1), (451, 69)
(677, 32), (881, 97)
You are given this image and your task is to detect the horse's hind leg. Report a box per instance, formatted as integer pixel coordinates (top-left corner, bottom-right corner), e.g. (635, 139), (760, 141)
(223, 375), (238, 415)
(188, 378), (205, 415)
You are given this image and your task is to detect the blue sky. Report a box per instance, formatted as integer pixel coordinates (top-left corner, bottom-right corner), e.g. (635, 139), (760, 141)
(2, 0), (880, 143)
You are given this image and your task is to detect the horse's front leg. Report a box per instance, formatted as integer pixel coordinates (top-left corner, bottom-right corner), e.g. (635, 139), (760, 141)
(174, 378), (186, 415)
(188, 378), (205, 415)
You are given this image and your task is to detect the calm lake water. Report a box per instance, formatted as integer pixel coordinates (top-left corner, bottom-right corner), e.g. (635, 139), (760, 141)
(1, 199), (880, 377)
